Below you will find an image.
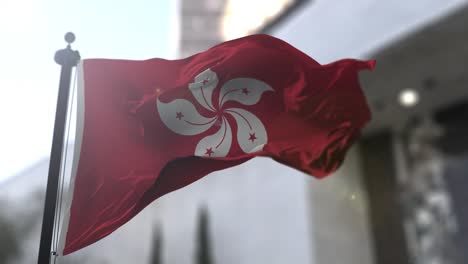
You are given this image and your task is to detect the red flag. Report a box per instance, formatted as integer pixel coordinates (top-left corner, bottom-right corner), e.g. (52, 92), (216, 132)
(60, 34), (375, 254)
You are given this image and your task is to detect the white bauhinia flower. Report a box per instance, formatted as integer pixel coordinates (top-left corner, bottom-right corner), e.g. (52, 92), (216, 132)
(157, 68), (274, 157)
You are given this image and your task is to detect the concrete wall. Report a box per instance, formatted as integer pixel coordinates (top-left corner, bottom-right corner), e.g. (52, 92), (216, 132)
(306, 146), (374, 264)
(152, 158), (314, 264)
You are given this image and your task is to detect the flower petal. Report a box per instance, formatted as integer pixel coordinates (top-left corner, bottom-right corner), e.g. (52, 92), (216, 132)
(225, 108), (268, 154)
(157, 98), (216, 136)
(219, 78), (273, 107)
(188, 68), (218, 111)
(195, 117), (232, 157)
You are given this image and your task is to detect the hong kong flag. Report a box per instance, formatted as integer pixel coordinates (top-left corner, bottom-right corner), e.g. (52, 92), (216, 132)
(59, 34), (375, 254)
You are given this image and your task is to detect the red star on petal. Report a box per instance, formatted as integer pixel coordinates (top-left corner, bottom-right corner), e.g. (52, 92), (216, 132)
(242, 88), (250, 95)
(205, 147), (214, 156)
(176, 112), (184, 120)
(249, 133), (257, 142)
(202, 79), (209, 85)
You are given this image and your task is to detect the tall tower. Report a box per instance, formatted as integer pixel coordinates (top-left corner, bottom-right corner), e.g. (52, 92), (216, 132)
(179, 0), (227, 58)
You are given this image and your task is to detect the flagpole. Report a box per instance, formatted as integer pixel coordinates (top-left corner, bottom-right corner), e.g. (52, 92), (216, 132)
(38, 32), (80, 264)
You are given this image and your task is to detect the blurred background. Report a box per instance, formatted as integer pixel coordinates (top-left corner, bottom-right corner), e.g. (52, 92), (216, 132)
(1, 0), (468, 263)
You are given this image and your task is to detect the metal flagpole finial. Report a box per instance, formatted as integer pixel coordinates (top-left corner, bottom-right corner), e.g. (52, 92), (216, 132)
(64, 32), (75, 44)
(54, 32), (81, 67)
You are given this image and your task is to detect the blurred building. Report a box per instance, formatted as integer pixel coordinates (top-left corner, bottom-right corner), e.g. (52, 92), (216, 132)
(2, 1), (468, 264)
(271, 1), (468, 264)
(162, 1), (468, 264)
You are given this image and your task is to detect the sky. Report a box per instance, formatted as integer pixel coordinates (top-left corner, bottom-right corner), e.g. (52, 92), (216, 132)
(0, 0), (174, 182)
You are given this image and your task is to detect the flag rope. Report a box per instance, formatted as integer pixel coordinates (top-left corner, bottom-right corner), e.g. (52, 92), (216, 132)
(52, 67), (78, 264)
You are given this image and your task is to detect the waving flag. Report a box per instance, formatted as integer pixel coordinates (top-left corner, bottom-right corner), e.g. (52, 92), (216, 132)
(59, 34), (375, 254)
